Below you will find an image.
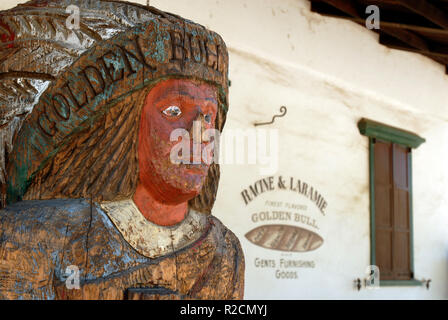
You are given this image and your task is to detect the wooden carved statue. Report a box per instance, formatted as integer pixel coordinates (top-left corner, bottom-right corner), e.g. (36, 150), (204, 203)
(0, 0), (244, 299)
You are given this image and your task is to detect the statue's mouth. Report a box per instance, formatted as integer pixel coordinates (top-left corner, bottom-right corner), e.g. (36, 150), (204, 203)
(182, 162), (209, 173)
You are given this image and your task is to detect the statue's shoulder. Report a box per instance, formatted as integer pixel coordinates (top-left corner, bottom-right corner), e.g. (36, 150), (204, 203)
(195, 215), (245, 299)
(0, 198), (91, 226)
(208, 215), (245, 264)
(208, 215), (242, 246)
(0, 199), (92, 245)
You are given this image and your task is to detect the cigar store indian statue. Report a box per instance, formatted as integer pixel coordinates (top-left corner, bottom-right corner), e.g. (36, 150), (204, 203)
(0, 0), (244, 299)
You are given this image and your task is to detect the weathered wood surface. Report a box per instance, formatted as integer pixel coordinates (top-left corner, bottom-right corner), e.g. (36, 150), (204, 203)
(0, 0), (244, 300)
(0, 199), (244, 300)
(5, 1), (229, 210)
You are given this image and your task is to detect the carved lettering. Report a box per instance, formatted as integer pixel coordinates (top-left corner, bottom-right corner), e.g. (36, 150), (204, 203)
(37, 108), (57, 137)
(205, 40), (219, 72)
(61, 81), (87, 110)
(170, 30), (188, 64)
(118, 37), (156, 73)
(79, 68), (96, 101)
(82, 66), (106, 96)
(97, 51), (125, 83)
(51, 94), (71, 121)
(169, 30), (222, 74)
(188, 33), (203, 63)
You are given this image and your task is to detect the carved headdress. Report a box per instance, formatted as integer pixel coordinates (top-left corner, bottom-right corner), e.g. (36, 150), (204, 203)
(0, 0), (229, 212)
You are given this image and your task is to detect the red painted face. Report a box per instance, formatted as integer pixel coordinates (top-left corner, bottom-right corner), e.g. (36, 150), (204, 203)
(137, 78), (218, 204)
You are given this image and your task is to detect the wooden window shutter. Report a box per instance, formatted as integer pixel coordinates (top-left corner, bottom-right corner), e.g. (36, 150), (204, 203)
(373, 140), (412, 280)
(374, 140), (394, 280)
(392, 144), (412, 280)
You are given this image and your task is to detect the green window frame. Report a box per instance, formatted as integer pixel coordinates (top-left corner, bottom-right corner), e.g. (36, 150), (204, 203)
(358, 118), (425, 287)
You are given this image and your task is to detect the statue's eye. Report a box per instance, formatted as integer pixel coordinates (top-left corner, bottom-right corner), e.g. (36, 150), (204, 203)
(204, 113), (212, 124)
(162, 105), (182, 117)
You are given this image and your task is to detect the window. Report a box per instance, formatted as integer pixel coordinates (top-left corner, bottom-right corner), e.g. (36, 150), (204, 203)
(358, 118), (425, 286)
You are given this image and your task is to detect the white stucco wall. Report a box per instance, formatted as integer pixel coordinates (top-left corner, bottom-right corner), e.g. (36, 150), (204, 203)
(2, 0), (448, 299)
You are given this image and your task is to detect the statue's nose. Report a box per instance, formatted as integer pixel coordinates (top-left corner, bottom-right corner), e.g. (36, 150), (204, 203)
(187, 107), (208, 142)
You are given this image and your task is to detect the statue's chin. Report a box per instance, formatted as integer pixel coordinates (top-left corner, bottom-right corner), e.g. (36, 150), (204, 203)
(164, 173), (207, 202)
(143, 160), (209, 203)
(171, 173), (206, 198)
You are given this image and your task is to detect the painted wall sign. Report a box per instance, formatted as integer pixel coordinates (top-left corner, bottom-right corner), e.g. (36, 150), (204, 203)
(240, 176), (328, 215)
(240, 176), (328, 280)
(245, 224), (323, 252)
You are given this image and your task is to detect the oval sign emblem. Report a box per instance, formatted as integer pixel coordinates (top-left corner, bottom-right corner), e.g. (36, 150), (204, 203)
(245, 224), (323, 252)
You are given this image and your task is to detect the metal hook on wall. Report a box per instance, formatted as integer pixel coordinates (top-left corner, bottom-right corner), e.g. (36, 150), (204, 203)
(354, 278), (362, 291)
(421, 279), (432, 290)
(254, 106), (287, 127)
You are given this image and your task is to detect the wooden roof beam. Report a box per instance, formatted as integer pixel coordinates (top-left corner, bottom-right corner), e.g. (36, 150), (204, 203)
(381, 26), (429, 50)
(379, 34), (448, 73)
(317, 0), (361, 17)
(395, 0), (448, 30)
(310, 0), (448, 73)
(315, 0), (429, 50)
(379, 33), (448, 59)
(311, 1), (448, 36)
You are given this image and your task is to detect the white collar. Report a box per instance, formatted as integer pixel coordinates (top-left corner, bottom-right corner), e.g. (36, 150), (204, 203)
(99, 199), (208, 259)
